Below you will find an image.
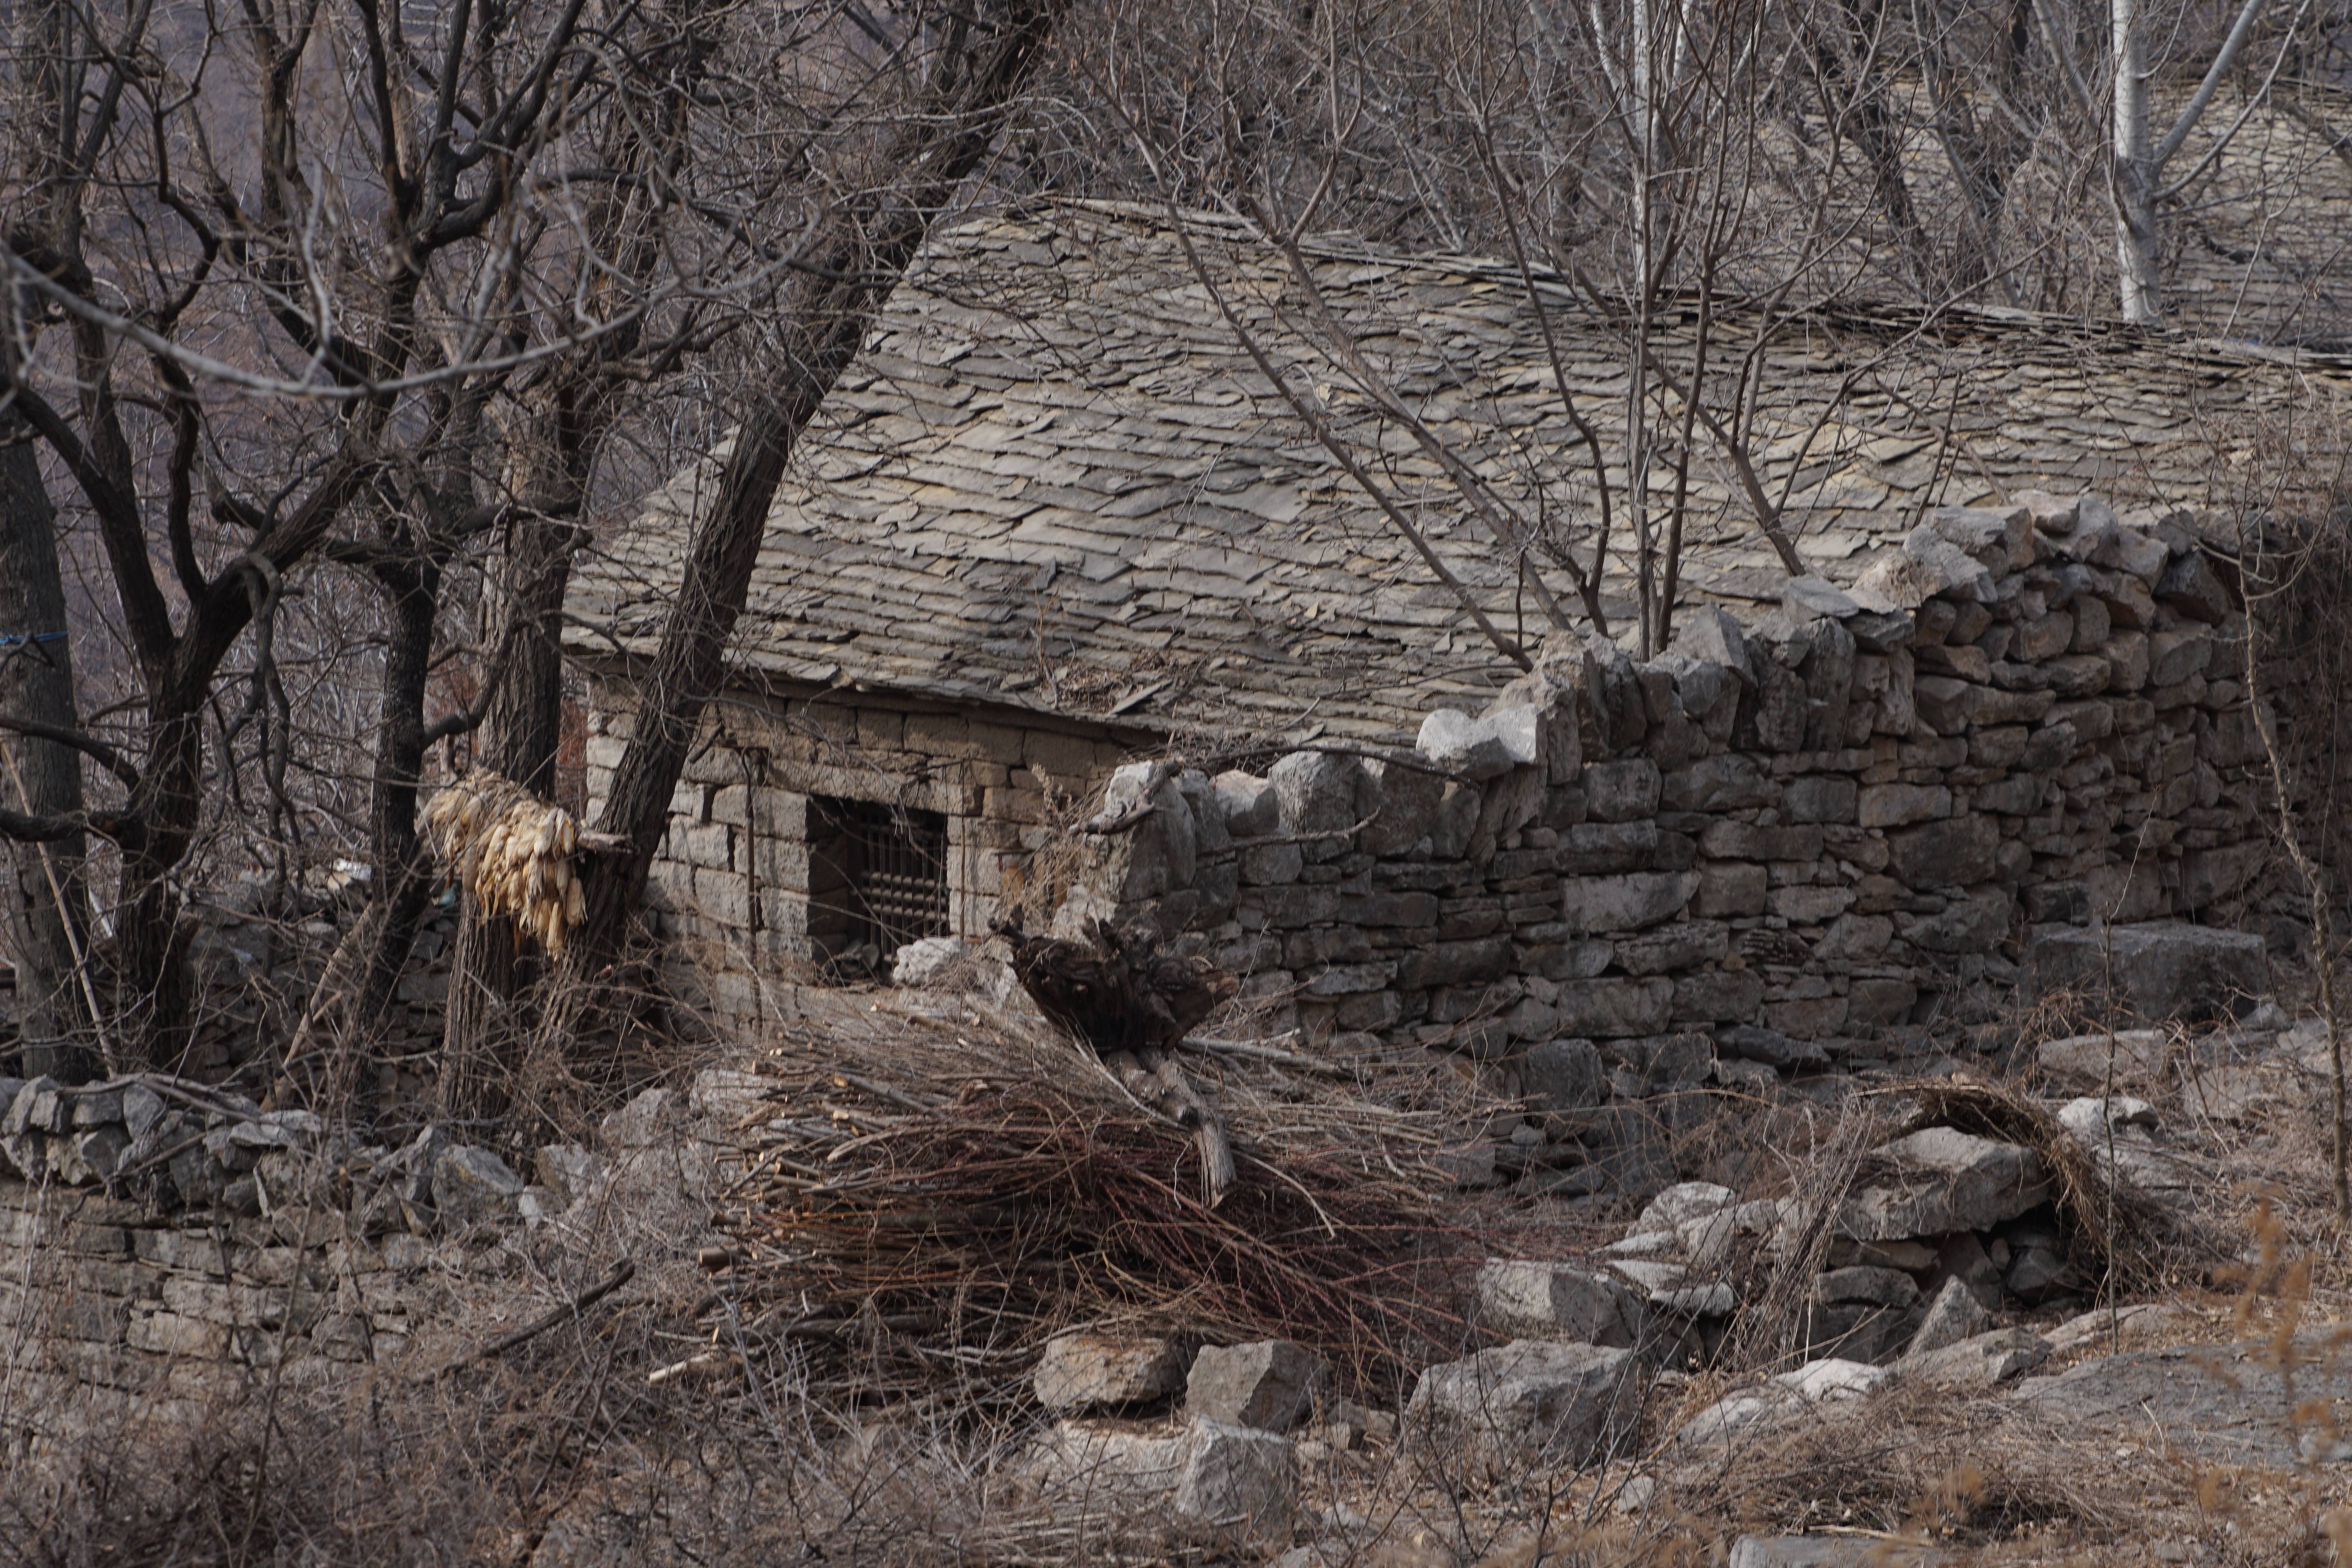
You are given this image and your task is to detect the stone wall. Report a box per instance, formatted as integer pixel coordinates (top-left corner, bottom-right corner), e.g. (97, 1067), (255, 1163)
(1085, 494), (2272, 1075)
(581, 680), (1136, 1020)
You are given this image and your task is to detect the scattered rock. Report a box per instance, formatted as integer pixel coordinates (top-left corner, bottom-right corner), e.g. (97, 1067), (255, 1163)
(1636, 1181), (1735, 1233)
(1813, 1267), (1920, 1309)
(890, 936), (967, 986)
(2043, 1303), (2196, 1354)
(2015, 1339), (2352, 1467)
(431, 1145), (525, 1224)
(1675, 1358), (1890, 1446)
(2037, 1029), (2169, 1085)
(1407, 1339), (1639, 1463)
(1731, 1537), (1939, 1568)
(1034, 1331), (1193, 1411)
(1474, 1260), (1645, 1347)
(1171, 1417), (1297, 1545)
(1185, 1340), (1328, 1432)
(1839, 1128), (2049, 1241)
(1903, 1327), (2050, 1387)
(1905, 1277), (1991, 1357)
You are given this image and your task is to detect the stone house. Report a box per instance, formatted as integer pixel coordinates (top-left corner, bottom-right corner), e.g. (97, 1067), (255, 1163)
(565, 202), (2348, 1026)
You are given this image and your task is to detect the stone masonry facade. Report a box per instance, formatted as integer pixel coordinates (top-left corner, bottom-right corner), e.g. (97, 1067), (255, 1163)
(594, 490), (2274, 1062)
(582, 681), (1135, 1019)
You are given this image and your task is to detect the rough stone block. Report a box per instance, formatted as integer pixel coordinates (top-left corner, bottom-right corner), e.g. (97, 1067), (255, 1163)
(1407, 1340), (1639, 1463)
(2147, 629), (2212, 688)
(1858, 783), (1950, 828)
(1837, 1129), (2049, 1241)
(1034, 1331), (1193, 1410)
(1693, 862), (1768, 918)
(1784, 775), (1859, 824)
(1553, 978), (1676, 1038)
(1671, 969), (1766, 1024)
(1613, 920), (1730, 975)
(1521, 1038), (1605, 1111)
(1186, 1340), (1328, 1431)
(1172, 1419), (1296, 1544)
(2030, 922), (2267, 1020)
(1904, 1276), (1993, 1358)
(1661, 756), (1775, 811)
(1884, 816), (1998, 886)
(1583, 759), (1662, 822)
(1474, 1261), (1644, 1347)
(1557, 872), (1699, 935)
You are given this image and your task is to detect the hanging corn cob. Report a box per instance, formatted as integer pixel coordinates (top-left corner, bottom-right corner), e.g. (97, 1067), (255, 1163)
(423, 772), (586, 953)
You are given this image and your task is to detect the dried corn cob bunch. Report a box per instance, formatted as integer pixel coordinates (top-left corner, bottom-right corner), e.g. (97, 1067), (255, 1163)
(423, 772), (585, 953)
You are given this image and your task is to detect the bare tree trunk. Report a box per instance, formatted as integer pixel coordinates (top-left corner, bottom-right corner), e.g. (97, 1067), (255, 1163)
(2111, 0), (2162, 323)
(539, 0), (1074, 1055)
(0, 411), (89, 1080)
(440, 508), (575, 1121)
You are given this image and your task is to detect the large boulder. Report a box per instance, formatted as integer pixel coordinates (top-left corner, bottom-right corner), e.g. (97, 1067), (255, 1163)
(2030, 922), (2268, 1021)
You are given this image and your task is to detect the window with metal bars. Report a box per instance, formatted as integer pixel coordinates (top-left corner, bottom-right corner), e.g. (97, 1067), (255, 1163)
(806, 797), (949, 978)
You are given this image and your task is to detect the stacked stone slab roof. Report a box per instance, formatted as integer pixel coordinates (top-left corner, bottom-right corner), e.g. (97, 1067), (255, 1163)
(568, 202), (2352, 742)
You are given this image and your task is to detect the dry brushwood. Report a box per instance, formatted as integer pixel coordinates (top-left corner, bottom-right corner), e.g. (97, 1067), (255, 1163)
(423, 771), (590, 953)
(701, 994), (1480, 1406)
(991, 910), (1244, 1203)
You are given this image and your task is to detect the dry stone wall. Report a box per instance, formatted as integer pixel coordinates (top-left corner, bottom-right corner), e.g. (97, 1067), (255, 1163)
(1089, 493), (2273, 1083)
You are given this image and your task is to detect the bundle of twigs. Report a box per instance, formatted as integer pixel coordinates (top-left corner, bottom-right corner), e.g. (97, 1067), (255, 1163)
(700, 994), (1487, 1401)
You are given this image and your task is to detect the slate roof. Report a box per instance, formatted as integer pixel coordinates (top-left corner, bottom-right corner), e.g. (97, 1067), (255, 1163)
(568, 202), (2352, 743)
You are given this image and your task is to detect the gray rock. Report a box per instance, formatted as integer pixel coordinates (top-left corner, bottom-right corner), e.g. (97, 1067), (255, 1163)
(1474, 1260), (1645, 1347)
(1407, 1339), (1639, 1463)
(1550, 977), (1675, 1037)
(1359, 755), (1445, 856)
(2018, 1338), (2352, 1467)
(1904, 1327), (2050, 1388)
(1884, 815), (1998, 886)
(1557, 872), (1699, 935)
(1172, 1418), (1296, 1544)
(1269, 751), (1364, 862)
(122, 1083), (168, 1141)
(1418, 708), (1514, 780)
(1838, 1128), (2049, 1241)
(891, 935), (966, 986)
(1035, 1331), (1193, 1410)
(1782, 575), (1861, 621)
(2030, 922), (2268, 1021)
(1905, 1277), (1992, 1357)
(2157, 552), (2231, 623)
(432, 1144), (526, 1223)
(1717, 1025), (1830, 1071)
(1675, 1358), (1891, 1447)
(1731, 1536), (1938, 1568)
(534, 1144), (605, 1205)
(1186, 1341), (1328, 1432)
(1583, 759), (1662, 822)
(1670, 606), (1755, 682)
(1521, 1038), (1605, 1112)
(1636, 1181), (1736, 1233)
(1214, 771), (1278, 837)
(2036, 1028), (2169, 1085)
(1813, 1267), (1920, 1308)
